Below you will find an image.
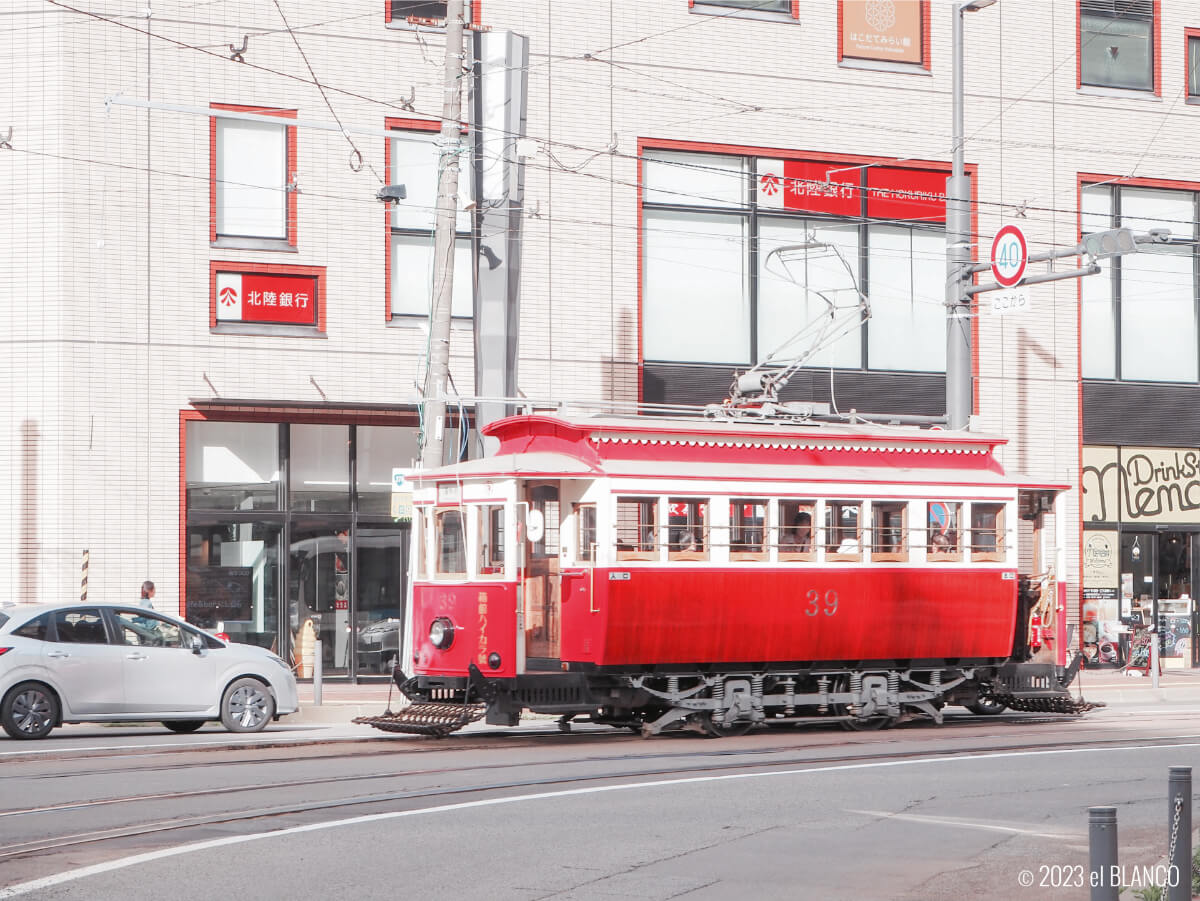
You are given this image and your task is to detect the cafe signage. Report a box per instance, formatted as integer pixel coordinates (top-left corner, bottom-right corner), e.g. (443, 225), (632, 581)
(1083, 445), (1200, 524)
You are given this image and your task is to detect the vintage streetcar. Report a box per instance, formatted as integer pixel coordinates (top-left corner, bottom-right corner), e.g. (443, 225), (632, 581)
(358, 411), (1090, 738)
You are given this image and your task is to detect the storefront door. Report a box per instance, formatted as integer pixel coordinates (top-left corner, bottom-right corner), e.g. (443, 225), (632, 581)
(353, 523), (409, 676)
(1118, 531), (1196, 668)
(288, 519), (353, 677)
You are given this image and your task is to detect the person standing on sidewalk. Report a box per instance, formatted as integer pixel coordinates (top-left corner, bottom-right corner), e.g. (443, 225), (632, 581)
(140, 580), (155, 610)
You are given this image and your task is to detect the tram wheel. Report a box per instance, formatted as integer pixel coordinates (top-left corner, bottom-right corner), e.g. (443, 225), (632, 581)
(966, 698), (1007, 716)
(840, 714), (896, 732)
(701, 713), (754, 738)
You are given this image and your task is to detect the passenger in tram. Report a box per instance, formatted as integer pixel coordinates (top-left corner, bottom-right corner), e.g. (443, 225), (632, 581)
(783, 512), (812, 552)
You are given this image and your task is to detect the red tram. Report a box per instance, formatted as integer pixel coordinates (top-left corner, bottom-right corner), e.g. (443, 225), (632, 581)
(362, 412), (1087, 737)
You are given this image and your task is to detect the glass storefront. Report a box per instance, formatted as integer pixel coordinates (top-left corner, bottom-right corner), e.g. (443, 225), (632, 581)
(184, 419), (417, 679)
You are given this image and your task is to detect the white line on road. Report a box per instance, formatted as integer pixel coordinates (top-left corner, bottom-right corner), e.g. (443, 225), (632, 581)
(846, 809), (1078, 839)
(2, 741), (1197, 899)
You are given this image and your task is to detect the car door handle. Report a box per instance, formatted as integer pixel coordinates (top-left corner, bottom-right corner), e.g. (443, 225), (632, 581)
(47, 650), (70, 659)
(126, 652), (149, 661)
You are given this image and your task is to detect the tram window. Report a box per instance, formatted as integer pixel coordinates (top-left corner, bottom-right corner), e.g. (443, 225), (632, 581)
(872, 502), (908, 562)
(435, 509), (466, 577)
(576, 504), (597, 562)
(778, 500), (815, 561)
(477, 505), (505, 578)
(927, 501), (962, 560)
(825, 501), (862, 560)
(970, 502), (1006, 561)
(730, 499), (767, 560)
(616, 496), (658, 560)
(668, 498), (708, 559)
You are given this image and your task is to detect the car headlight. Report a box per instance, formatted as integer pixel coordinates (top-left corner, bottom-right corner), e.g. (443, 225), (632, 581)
(429, 617), (455, 650)
(268, 653), (292, 673)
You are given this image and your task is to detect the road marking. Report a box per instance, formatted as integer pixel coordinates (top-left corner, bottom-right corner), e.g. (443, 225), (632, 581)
(846, 809), (1077, 839)
(2, 741), (1198, 898)
(0, 730), (344, 758)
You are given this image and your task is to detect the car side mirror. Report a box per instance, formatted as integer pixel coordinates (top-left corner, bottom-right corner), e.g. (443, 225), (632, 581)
(191, 636), (204, 655)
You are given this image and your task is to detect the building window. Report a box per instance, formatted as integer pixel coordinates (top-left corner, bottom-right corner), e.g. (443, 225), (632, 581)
(1079, 0), (1155, 92)
(840, 0), (927, 69)
(641, 147), (947, 372)
(1081, 182), (1198, 383)
(386, 125), (474, 319)
(1187, 32), (1200, 100)
(211, 107), (296, 247)
(691, 0), (795, 19)
(387, 1), (473, 26)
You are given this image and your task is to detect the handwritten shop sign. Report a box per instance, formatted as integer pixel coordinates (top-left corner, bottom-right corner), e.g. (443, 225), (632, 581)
(1083, 445), (1200, 524)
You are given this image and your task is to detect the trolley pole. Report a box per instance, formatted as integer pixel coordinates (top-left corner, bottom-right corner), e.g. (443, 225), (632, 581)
(420, 0), (467, 470)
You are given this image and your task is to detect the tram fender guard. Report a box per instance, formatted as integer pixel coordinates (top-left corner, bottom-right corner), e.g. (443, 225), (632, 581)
(391, 665), (421, 700)
(467, 662), (499, 703)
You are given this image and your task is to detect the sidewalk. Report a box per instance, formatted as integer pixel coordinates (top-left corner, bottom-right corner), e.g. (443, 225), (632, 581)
(288, 666), (1200, 726)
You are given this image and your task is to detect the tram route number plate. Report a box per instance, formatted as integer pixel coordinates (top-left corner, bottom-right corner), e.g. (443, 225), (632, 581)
(609, 572), (631, 581)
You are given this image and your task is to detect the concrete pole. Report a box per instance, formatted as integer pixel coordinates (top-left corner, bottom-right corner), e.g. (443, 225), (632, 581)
(420, 0), (467, 470)
(1088, 806), (1119, 901)
(1167, 767), (1192, 901)
(945, 2), (975, 432)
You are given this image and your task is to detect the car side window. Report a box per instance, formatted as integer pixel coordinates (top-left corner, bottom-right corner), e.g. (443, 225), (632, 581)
(13, 613), (50, 640)
(52, 609), (109, 644)
(112, 609), (186, 649)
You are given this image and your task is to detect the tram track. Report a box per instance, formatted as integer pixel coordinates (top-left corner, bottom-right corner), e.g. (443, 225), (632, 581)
(3, 727), (1198, 865)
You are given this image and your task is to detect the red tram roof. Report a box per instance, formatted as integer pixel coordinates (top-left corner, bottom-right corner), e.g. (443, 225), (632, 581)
(410, 414), (1068, 493)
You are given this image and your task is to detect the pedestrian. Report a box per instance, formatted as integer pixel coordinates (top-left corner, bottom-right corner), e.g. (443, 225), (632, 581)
(140, 580), (155, 609)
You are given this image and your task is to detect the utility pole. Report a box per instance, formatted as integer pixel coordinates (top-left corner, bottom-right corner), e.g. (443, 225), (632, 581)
(420, 0), (467, 469)
(945, 1), (994, 431)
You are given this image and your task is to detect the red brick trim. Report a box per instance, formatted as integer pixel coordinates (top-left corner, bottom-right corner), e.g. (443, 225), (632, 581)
(209, 103), (298, 247)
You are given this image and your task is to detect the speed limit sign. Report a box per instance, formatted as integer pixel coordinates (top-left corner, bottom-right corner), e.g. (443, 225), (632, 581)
(990, 224), (1028, 288)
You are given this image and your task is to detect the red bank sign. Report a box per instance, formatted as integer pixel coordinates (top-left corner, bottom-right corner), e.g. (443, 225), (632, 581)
(757, 159), (948, 223)
(214, 269), (319, 326)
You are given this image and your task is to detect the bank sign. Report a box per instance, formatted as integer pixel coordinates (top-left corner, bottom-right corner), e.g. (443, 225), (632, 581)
(1083, 445), (1200, 523)
(214, 269), (319, 326)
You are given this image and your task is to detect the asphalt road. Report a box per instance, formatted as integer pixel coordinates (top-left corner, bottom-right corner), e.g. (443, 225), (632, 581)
(2, 706), (1199, 901)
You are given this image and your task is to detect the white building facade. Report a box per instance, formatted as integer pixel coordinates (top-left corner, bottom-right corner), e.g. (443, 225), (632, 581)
(4, 0), (1199, 675)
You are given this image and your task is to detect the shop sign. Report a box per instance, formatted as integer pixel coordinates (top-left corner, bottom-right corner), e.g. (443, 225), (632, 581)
(215, 269), (318, 326)
(841, 0), (924, 66)
(1082, 531), (1119, 600)
(1083, 445), (1200, 524)
(755, 159), (947, 223)
(391, 467), (413, 523)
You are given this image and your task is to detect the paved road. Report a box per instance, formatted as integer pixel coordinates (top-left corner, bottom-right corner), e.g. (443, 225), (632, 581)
(2, 702), (1199, 900)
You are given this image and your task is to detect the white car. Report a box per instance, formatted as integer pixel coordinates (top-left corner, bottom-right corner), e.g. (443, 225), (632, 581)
(0, 603), (299, 740)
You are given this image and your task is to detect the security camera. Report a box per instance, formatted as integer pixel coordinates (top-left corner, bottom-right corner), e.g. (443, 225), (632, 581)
(376, 184), (407, 203)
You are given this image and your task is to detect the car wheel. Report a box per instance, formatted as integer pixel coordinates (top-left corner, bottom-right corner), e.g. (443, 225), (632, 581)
(162, 720), (206, 734)
(2, 682), (59, 740)
(220, 678), (275, 733)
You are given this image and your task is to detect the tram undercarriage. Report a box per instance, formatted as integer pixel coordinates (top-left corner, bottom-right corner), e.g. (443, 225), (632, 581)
(354, 658), (1095, 738)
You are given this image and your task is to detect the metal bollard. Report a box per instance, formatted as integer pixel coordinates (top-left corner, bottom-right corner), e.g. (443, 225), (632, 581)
(1151, 628), (1161, 690)
(313, 638), (323, 706)
(1089, 806), (1120, 901)
(1167, 767), (1192, 901)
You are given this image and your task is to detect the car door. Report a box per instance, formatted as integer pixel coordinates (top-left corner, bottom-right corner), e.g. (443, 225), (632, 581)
(110, 609), (217, 713)
(43, 608), (125, 715)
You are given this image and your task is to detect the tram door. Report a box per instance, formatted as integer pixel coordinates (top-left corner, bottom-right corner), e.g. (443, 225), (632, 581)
(523, 482), (561, 664)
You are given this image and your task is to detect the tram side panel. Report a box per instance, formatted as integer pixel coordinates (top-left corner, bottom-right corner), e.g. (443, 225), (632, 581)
(563, 567), (1018, 668)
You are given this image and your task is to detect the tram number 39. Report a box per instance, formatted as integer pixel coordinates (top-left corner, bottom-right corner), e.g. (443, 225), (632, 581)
(804, 589), (839, 617)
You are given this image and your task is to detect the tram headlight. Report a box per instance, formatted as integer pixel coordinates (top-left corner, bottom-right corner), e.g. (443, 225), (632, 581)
(429, 617), (455, 650)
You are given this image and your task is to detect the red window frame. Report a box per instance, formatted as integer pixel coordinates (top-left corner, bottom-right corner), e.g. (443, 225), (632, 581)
(384, 1), (480, 25)
(208, 261), (327, 333)
(209, 103), (298, 247)
(687, 0), (799, 19)
(1187, 27), (1200, 100)
(383, 117), (444, 321)
(836, 0), (930, 71)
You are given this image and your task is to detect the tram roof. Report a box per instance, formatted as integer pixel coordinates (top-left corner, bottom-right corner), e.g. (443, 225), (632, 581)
(411, 414), (1066, 492)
